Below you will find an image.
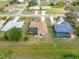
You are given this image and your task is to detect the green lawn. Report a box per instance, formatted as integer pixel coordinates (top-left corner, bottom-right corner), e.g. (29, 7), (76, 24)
(23, 8), (35, 14)
(0, 16), (6, 20)
(46, 8), (65, 14)
(0, 41), (79, 59)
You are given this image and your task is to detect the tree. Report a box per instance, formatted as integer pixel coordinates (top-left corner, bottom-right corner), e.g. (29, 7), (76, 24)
(4, 33), (8, 40)
(65, 11), (78, 20)
(64, 5), (76, 11)
(7, 27), (22, 41)
(0, 49), (14, 59)
(72, 0), (79, 6)
(63, 53), (78, 59)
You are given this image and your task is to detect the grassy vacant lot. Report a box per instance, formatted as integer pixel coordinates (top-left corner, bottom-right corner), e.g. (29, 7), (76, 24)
(0, 17), (79, 59)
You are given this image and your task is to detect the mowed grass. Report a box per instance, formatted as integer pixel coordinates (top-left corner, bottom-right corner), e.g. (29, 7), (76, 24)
(0, 41), (79, 59)
(46, 8), (65, 14)
(23, 8), (35, 14)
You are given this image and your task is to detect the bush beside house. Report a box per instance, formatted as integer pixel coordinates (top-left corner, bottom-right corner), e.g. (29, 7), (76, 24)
(5, 27), (22, 41)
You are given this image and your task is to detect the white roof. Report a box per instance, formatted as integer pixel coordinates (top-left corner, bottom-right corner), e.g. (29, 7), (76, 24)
(51, 0), (59, 4)
(18, 0), (24, 2)
(1, 21), (24, 32)
(15, 21), (24, 28)
(1, 21), (14, 32)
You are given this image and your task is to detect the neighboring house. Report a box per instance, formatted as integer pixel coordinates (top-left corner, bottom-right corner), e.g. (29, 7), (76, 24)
(54, 22), (74, 38)
(29, 6), (39, 15)
(64, 0), (75, 4)
(1, 21), (24, 32)
(4, 4), (21, 12)
(29, 20), (48, 36)
(77, 18), (79, 22)
(51, 0), (59, 5)
(37, 0), (41, 5)
(18, 0), (24, 2)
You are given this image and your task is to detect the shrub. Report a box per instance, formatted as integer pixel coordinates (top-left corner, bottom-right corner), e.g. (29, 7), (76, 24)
(0, 49), (14, 59)
(7, 27), (22, 41)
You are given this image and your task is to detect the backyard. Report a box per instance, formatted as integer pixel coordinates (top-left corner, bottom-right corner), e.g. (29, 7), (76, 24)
(0, 40), (79, 59)
(0, 17), (79, 59)
(0, 0), (79, 59)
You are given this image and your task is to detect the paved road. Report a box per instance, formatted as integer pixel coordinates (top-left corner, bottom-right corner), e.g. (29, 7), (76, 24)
(0, 2), (66, 18)
(0, 14), (65, 17)
(0, 3), (65, 22)
(17, 3), (28, 14)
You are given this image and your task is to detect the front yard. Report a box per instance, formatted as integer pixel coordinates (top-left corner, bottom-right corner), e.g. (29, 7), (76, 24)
(23, 8), (35, 14)
(0, 10), (19, 15)
(46, 8), (66, 14)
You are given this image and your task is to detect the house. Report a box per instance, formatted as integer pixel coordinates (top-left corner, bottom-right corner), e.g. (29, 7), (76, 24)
(29, 6), (39, 15)
(65, 0), (75, 4)
(18, 0), (24, 2)
(1, 20), (24, 32)
(54, 22), (74, 38)
(51, 0), (59, 5)
(4, 3), (22, 12)
(29, 20), (48, 36)
(37, 0), (41, 5)
(77, 18), (79, 22)
(1, 17), (23, 31)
